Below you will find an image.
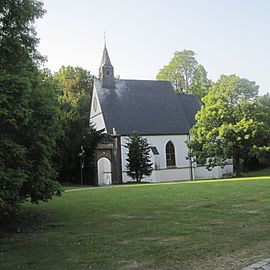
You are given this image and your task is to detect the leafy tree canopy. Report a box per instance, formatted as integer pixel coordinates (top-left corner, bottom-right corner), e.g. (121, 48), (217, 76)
(0, 0), (61, 219)
(0, 0), (45, 72)
(250, 93), (270, 167)
(54, 66), (95, 183)
(156, 50), (211, 99)
(255, 93), (270, 128)
(188, 74), (268, 176)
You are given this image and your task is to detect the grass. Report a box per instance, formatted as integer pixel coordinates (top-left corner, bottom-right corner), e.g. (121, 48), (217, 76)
(1, 169), (270, 270)
(243, 167), (270, 177)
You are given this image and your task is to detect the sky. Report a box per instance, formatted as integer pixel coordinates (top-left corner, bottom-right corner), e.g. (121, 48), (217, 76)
(36, 0), (270, 95)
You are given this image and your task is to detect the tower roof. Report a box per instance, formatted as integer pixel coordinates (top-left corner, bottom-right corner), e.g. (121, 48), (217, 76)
(99, 45), (112, 68)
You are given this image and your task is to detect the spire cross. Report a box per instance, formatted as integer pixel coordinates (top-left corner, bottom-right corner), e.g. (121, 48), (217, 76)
(104, 31), (106, 45)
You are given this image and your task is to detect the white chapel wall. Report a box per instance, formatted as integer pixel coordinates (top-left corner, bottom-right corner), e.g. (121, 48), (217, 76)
(120, 135), (234, 183)
(194, 164), (233, 180)
(120, 135), (192, 183)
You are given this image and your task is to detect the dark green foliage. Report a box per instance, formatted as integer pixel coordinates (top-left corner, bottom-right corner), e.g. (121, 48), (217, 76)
(0, 0), (45, 71)
(0, 0), (61, 218)
(81, 124), (105, 185)
(248, 93), (270, 169)
(156, 50), (211, 99)
(256, 93), (270, 129)
(125, 132), (153, 182)
(0, 72), (31, 218)
(19, 70), (62, 203)
(54, 66), (95, 184)
(188, 75), (268, 176)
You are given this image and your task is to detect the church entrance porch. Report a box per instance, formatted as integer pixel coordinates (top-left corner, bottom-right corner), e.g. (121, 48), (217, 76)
(95, 135), (122, 185)
(97, 157), (112, 185)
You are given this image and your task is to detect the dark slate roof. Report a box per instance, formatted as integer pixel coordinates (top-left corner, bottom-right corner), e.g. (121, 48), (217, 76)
(177, 95), (201, 127)
(94, 78), (201, 135)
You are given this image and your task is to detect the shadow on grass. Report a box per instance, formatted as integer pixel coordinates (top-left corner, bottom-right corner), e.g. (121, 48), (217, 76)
(0, 207), (47, 234)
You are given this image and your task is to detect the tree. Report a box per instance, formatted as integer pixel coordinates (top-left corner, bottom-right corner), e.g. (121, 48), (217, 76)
(0, 0), (61, 218)
(81, 123), (104, 185)
(156, 50), (211, 99)
(125, 132), (153, 182)
(188, 75), (267, 176)
(54, 66), (94, 183)
(255, 93), (270, 131)
(20, 69), (62, 203)
(190, 64), (211, 99)
(249, 93), (270, 168)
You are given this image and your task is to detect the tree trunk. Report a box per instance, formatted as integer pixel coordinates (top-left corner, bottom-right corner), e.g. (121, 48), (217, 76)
(235, 156), (241, 177)
(136, 172), (140, 183)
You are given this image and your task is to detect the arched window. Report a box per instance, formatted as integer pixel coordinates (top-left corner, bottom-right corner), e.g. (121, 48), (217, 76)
(166, 141), (176, 167)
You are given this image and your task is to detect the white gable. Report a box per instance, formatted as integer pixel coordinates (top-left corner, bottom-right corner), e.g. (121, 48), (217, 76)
(90, 83), (107, 132)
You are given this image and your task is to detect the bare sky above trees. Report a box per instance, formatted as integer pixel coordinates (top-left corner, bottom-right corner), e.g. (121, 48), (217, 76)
(36, 0), (270, 95)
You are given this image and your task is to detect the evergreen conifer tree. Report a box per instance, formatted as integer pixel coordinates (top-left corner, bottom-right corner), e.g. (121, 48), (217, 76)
(125, 132), (153, 182)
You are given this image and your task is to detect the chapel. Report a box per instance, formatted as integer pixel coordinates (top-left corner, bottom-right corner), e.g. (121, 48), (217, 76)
(89, 45), (233, 185)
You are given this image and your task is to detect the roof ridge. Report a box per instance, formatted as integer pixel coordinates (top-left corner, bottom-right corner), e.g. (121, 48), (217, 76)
(95, 78), (172, 83)
(116, 79), (172, 83)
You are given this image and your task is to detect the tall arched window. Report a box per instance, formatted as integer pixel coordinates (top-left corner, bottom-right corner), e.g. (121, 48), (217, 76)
(166, 141), (176, 167)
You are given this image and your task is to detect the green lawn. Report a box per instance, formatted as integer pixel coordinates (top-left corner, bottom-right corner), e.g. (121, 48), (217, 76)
(1, 171), (270, 270)
(243, 167), (270, 177)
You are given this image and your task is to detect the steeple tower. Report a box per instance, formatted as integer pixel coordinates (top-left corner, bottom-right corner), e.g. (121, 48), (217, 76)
(99, 44), (115, 89)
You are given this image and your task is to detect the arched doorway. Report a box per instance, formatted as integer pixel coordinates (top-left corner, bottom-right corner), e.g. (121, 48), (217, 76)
(97, 157), (112, 185)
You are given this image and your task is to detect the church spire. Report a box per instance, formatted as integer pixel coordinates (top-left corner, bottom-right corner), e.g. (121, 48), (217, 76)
(99, 44), (115, 89)
(99, 45), (112, 67)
